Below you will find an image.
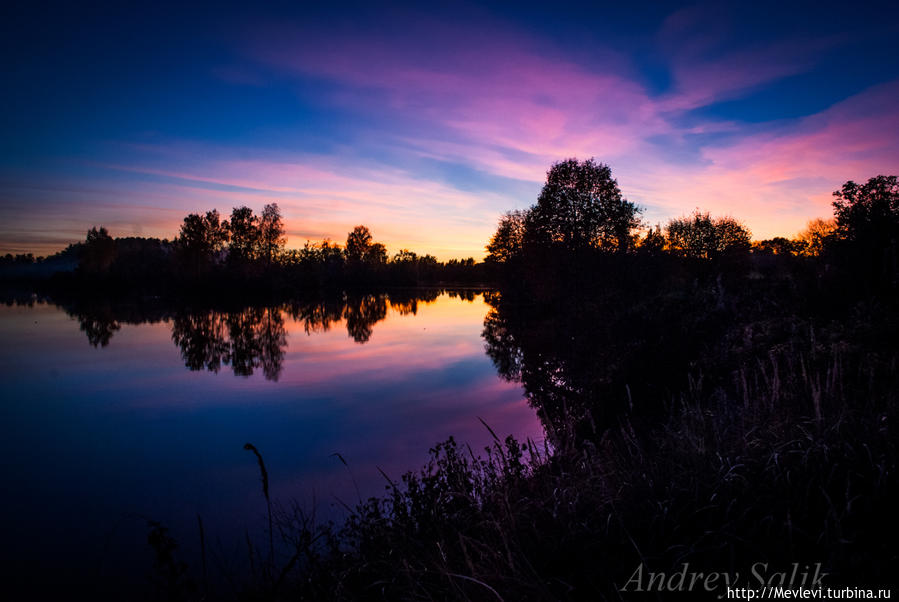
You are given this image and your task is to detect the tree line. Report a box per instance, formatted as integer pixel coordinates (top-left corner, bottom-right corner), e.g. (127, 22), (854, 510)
(485, 158), (898, 293)
(4, 203), (487, 294)
(4, 161), (897, 294)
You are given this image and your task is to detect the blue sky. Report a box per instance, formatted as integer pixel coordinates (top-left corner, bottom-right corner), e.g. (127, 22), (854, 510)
(2, 0), (898, 258)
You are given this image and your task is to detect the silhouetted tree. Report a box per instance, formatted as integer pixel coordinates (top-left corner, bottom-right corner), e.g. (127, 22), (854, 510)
(259, 203), (287, 265)
(390, 249), (419, 283)
(175, 210), (230, 277)
(831, 175), (899, 286)
(364, 242), (388, 266)
(832, 175), (899, 245)
(526, 159), (641, 253)
(754, 237), (804, 256)
(666, 211), (751, 259)
(80, 226), (117, 274)
(345, 226), (373, 264)
(637, 225), (666, 255)
(486, 210), (528, 264)
(228, 206), (260, 264)
(796, 218), (836, 257)
(345, 225), (387, 281)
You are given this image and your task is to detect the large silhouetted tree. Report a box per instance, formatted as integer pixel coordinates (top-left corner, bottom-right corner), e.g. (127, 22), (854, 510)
(345, 225), (373, 263)
(259, 203), (286, 265)
(832, 175), (899, 245)
(80, 226), (117, 274)
(796, 218), (836, 257)
(526, 159), (641, 253)
(228, 206), (260, 264)
(364, 242), (387, 265)
(345, 225), (387, 280)
(176, 209), (230, 276)
(486, 210), (527, 264)
(831, 175), (899, 286)
(665, 211), (751, 259)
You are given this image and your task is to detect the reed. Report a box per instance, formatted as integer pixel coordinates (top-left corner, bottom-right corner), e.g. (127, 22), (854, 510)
(244, 442), (275, 582)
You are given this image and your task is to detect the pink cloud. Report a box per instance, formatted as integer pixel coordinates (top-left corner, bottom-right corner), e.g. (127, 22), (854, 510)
(5, 9), (894, 257)
(623, 81), (899, 238)
(249, 20), (672, 174)
(1, 143), (516, 258)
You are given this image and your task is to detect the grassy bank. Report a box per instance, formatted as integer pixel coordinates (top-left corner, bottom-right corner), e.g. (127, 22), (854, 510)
(144, 288), (897, 601)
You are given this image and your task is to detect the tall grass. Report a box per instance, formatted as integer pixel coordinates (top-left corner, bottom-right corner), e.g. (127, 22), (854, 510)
(183, 322), (891, 601)
(143, 304), (898, 600)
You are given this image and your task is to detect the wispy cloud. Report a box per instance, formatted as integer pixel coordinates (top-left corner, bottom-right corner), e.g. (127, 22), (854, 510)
(3, 3), (897, 256)
(625, 81), (899, 236)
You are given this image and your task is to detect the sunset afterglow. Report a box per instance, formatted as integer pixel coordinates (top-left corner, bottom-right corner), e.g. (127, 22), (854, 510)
(3, 1), (898, 258)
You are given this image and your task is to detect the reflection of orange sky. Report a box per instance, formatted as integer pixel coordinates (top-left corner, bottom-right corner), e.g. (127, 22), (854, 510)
(2, 296), (545, 552)
(278, 294), (487, 387)
(77, 293), (506, 401)
(47, 293), (545, 495)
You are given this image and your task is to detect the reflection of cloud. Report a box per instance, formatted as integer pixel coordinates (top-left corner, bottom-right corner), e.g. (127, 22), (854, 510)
(280, 295), (490, 387)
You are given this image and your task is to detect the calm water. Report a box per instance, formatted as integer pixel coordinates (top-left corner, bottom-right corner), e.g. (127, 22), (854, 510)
(0, 291), (542, 595)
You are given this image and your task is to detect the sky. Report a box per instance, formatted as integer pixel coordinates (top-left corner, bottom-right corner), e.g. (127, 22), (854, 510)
(2, 0), (898, 259)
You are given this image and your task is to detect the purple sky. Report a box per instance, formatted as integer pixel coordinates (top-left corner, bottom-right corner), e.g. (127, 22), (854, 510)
(2, 1), (898, 258)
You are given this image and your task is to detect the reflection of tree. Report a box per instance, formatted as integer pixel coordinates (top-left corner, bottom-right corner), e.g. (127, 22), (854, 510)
(286, 298), (344, 335)
(483, 293), (586, 436)
(481, 299), (523, 381)
(389, 297), (419, 316)
(170, 312), (230, 371)
(446, 289), (477, 302)
(256, 308), (287, 381)
(65, 300), (168, 348)
(171, 307), (287, 381)
(65, 289), (444, 377)
(343, 294), (387, 343)
(79, 312), (121, 348)
(66, 301), (121, 347)
(387, 288), (440, 316)
(290, 291), (443, 342)
(482, 290), (693, 441)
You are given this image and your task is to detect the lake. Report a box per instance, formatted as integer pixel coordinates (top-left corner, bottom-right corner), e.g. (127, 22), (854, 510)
(0, 290), (543, 597)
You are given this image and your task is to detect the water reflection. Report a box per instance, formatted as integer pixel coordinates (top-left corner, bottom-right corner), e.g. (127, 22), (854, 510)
(0, 290), (541, 600)
(80, 308), (121, 347)
(481, 288), (705, 440)
(61, 289), (450, 380)
(343, 294), (387, 343)
(482, 291), (600, 438)
(171, 308), (286, 380)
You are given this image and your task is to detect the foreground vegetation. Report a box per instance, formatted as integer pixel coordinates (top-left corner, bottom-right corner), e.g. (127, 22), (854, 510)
(4, 162), (897, 599)
(131, 168), (898, 600)
(145, 288), (898, 601)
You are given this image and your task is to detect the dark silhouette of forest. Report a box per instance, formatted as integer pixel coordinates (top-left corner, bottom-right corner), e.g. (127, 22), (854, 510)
(183, 163), (893, 601)
(480, 163), (899, 439)
(4, 161), (898, 600)
(1, 204), (487, 299)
